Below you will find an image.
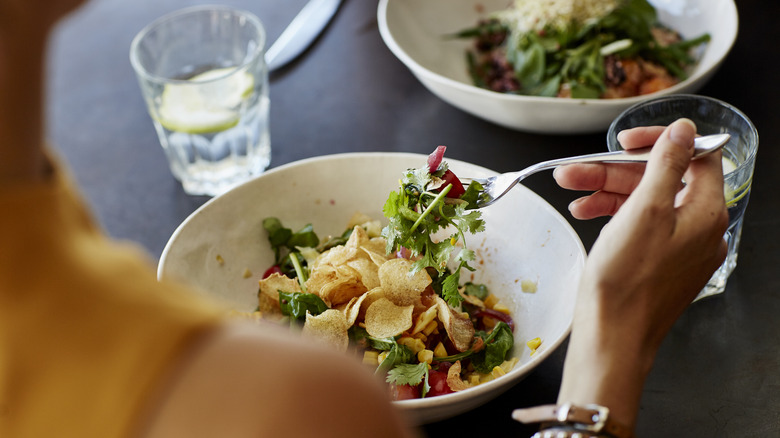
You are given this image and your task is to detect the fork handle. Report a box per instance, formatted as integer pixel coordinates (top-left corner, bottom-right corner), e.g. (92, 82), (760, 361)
(534, 133), (730, 171)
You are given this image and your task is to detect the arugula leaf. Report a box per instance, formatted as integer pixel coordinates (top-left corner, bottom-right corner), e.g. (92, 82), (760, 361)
(463, 282), (489, 300)
(262, 217), (293, 262)
(348, 327), (398, 351)
(287, 224), (319, 249)
(278, 291), (328, 322)
(471, 322), (514, 373)
(263, 218), (321, 278)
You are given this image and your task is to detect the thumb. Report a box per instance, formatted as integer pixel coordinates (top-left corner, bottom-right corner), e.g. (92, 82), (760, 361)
(635, 118), (697, 202)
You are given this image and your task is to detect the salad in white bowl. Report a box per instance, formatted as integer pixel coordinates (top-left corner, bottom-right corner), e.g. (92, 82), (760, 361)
(378, 0), (738, 133)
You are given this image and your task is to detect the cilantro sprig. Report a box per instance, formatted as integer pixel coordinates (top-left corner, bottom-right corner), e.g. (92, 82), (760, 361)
(381, 155), (485, 307)
(386, 362), (431, 398)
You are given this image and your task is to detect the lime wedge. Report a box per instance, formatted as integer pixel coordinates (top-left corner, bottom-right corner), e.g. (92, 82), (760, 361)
(157, 67), (254, 134)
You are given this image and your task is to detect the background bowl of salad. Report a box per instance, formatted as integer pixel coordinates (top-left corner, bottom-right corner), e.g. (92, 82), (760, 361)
(377, 0), (738, 134)
(158, 152), (587, 424)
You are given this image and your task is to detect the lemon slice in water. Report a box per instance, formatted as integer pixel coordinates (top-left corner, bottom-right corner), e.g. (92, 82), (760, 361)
(157, 67), (254, 134)
(721, 156), (743, 206)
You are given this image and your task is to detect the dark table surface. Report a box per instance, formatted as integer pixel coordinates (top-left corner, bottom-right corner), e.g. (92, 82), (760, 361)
(49, 0), (780, 436)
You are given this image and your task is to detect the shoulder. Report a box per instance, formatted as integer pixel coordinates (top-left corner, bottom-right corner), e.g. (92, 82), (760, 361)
(138, 321), (419, 438)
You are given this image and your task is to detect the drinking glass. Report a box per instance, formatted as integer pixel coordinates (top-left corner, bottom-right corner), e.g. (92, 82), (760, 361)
(130, 6), (270, 196)
(607, 94), (759, 301)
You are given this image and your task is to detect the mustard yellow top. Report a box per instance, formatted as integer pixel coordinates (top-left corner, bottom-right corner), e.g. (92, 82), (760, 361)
(0, 159), (224, 438)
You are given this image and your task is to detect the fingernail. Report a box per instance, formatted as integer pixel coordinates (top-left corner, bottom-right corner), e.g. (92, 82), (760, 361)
(616, 130), (627, 145)
(669, 118), (696, 148)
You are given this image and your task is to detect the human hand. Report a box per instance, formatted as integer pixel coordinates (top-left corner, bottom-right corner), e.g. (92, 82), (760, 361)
(553, 126), (670, 219)
(557, 119), (729, 428)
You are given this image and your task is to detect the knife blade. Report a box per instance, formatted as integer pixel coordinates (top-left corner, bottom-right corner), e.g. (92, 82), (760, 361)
(265, 0), (343, 72)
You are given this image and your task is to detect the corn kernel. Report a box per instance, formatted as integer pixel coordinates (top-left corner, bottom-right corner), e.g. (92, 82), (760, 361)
(483, 294), (499, 309)
(242, 268), (253, 279)
(363, 351), (379, 366)
(433, 342), (448, 358)
(491, 366), (506, 379)
(468, 374), (481, 386)
(216, 254), (225, 266)
(378, 351), (389, 364)
(398, 337), (426, 354)
(412, 332), (427, 342)
(422, 320), (438, 336)
(527, 337), (542, 350)
(493, 303), (511, 315)
(521, 279), (538, 293)
(500, 357), (519, 373)
(418, 349), (434, 364)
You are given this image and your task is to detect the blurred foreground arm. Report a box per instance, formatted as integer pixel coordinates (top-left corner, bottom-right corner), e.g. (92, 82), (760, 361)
(0, 2), (417, 437)
(0, 0), (88, 183)
(544, 120), (729, 433)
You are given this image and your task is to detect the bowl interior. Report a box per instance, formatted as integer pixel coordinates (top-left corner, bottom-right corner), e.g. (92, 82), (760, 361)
(158, 153), (586, 423)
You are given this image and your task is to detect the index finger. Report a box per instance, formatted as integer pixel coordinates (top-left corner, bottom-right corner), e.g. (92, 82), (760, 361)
(616, 126), (666, 150)
(633, 119), (697, 203)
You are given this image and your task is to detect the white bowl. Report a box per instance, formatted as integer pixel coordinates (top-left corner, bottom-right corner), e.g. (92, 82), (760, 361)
(377, 0), (738, 134)
(158, 153), (586, 424)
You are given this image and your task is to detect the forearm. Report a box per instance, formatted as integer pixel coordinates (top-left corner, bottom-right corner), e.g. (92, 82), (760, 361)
(0, 24), (50, 183)
(557, 313), (657, 430)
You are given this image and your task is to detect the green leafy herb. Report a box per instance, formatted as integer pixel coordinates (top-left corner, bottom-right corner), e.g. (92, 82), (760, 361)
(386, 362), (431, 398)
(278, 291), (328, 322)
(381, 158), (485, 307)
(471, 322), (514, 373)
(463, 282), (489, 300)
(461, 0), (710, 98)
(376, 341), (415, 376)
(262, 218), (320, 278)
(431, 321), (514, 371)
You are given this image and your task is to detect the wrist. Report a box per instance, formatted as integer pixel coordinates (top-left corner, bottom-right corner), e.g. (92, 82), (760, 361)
(557, 313), (659, 430)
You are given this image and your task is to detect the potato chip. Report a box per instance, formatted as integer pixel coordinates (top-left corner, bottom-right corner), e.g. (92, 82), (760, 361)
(345, 225), (370, 249)
(435, 296), (475, 352)
(346, 212), (374, 229)
(363, 237), (388, 256)
(258, 273), (301, 308)
(302, 309), (349, 352)
(362, 247), (388, 269)
(356, 287), (385, 320)
(319, 278), (367, 307)
(314, 245), (358, 268)
(347, 213), (383, 238)
(378, 258), (431, 306)
(461, 292), (486, 309)
(257, 292), (279, 314)
(342, 293), (369, 327)
(306, 263), (366, 307)
(347, 257), (381, 290)
(446, 360), (472, 392)
(365, 297), (414, 338)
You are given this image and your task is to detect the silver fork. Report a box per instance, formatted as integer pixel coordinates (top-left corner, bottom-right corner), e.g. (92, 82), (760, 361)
(463, 133), (730, 208)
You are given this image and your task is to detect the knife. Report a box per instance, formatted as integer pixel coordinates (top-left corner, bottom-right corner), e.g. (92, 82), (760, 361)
(265, 0), (343, 72)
